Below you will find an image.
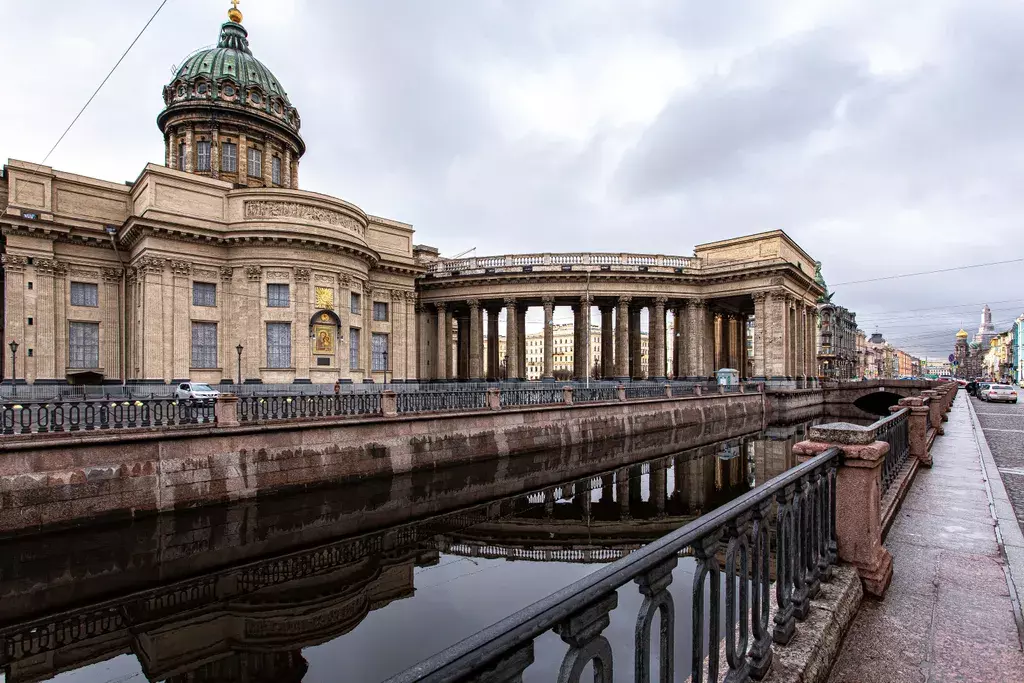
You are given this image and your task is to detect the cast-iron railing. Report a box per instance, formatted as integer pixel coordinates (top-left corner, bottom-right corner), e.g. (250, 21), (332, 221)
(624, 384), (668, 399)
(0, 398), (214, 435)
(386, 446), (840, 683)
(574, 386), (620, 403)
(499, 387), (563, 407)
(236, 393), (381, 422)
(396, 390), (489, 414)
(875, 408), (910, 494)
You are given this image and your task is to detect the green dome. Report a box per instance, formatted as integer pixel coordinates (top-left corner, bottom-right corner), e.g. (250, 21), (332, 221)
(160, 19), (302, 141)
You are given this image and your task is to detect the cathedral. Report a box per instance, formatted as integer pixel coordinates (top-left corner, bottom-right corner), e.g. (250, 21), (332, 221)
(0, 4), (429, 386)
(953, 328), (983, 379)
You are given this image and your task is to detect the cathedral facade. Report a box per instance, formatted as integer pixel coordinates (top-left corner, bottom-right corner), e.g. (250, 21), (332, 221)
(0, 7), (425, 386)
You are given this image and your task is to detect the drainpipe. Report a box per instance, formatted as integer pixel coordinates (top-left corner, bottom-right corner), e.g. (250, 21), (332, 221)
(106, 226), (127, 386)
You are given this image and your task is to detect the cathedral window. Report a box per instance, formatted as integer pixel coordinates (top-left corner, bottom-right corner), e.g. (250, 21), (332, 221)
(223, 84), (236, 98)
(349, 328), (361, 370)
(247, 148), (262, 177)
(272, 156), (282, 185)
(191, 322), (218, 369)
(192, 282), (216, 307)
(267, 283), (289, 307)
(221, 142), (237, 172)
(70, 282), (99, 307)
(372, 333), (389, 371)
(197, 141), (211, 171)
(266, 323), (292, 369)
(69, 322), (100, 369)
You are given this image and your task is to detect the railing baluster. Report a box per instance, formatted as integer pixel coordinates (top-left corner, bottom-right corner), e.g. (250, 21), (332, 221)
(692, 532), (722, 683)
(555, 593), (617, 683)
(634, 557), (676, 683)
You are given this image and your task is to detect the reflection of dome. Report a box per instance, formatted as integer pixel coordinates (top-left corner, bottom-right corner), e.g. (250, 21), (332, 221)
(956, 329), (969, 339)
(158, 3), (305, 187)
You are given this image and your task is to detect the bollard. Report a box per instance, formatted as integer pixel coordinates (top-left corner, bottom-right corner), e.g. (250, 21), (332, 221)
(381, 390), (397, 417)
(894, 397), (931, 467)
(920, 390), (944, 435)
(214, 394), (239, 427)
(562, 385), (574, 405)
(486, 387), (501, 411)
(794, 424), (893, 597)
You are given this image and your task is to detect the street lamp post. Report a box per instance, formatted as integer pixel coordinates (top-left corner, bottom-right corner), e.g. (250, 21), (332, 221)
(382, 349), (389, 385)
(8, 340), (17, 397)
(235, 343), (243, 385)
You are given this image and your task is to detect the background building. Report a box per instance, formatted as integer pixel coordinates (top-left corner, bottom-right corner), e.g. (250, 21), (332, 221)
(814, 263), (859, 379)
(953, 329), (984, 379)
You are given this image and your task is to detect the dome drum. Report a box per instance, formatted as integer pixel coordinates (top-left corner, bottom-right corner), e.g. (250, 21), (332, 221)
(158, 14), (304, 186)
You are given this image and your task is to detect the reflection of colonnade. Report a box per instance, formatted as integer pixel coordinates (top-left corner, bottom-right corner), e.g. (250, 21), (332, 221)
(421, 292), (819, 382)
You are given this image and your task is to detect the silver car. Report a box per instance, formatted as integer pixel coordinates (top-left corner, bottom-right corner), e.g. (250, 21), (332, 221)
(979, 383), (1018, 403)
(175, 382), (221, 402)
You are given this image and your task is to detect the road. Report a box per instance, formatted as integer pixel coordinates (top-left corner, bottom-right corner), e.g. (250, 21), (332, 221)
(972, 393), (1024, 532)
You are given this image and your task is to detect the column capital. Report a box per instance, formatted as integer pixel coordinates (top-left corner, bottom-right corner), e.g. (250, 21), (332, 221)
(617, 295), (632, 305)
(504, 296), (518, 309)
(752, 291), (768, 303)
(467, 298), (480, 309)
(245, 265), (262, 282)
(219, 265), (234, 282)
(687, 297), (707, 309)
(580, 293), (593, 305)
(435, 301), (447, 313)
(542, 295), (555, 306)
(654, 296), (667, 307)
(1, 254), (27, 272)
(293, 267), (311, 283)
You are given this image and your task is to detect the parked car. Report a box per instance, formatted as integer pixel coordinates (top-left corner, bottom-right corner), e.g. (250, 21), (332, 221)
(175, 382), (221, 402)
(974, 382), (991, 399)
(979, 384), (1018, 403)
(966, 381), (979, 396)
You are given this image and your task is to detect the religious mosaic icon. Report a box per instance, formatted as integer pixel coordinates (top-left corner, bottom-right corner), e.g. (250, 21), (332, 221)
(313, 324), (335, 354)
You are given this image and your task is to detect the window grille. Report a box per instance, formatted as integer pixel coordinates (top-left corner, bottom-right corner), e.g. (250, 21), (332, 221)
(70, 282), (98, 307)
(68, 322), (99, 369)
(349, 328), (360, 370)
(191, 322), (218, 368)
(267, 283), (289, 307)
(193, 282), (216, 307)
(266, 322), (291, 368)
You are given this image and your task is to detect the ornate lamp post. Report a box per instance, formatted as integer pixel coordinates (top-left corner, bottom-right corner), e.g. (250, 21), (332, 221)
(235, 343), (243, 385)
(382, 349), (389, 385)
(8, 340), (17, 396)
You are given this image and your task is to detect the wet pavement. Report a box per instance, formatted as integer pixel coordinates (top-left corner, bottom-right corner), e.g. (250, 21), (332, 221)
(828, 391), (1024, 683)
(972, 392), (1024, 533)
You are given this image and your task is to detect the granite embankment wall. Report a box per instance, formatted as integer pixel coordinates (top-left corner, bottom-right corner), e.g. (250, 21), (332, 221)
(0, 393), (763, 536)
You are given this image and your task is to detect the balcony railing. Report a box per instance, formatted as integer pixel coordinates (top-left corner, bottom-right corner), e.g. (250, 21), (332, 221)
(385, 446), (840, 682)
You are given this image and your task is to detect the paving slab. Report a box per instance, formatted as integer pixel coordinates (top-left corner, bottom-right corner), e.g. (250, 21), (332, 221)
(827, 392), (1024, 682)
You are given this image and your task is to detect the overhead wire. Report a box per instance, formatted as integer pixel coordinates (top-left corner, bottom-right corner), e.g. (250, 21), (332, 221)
(40, 0), (171, 165)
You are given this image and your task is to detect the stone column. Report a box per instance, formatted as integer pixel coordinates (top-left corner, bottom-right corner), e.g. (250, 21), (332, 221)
(517, 304), (527, 380)
(183, 126), (195, 173)
(580, 294), (593, 380)
(444, 305), (454, 380)
(706, 307), (718, 376)
(210, 129), (220, 179)
(725, 315), (738, 370)
(651, 297), (666, 380)
(686, 299), (705, 380)
(808, 305), (819, 382)
(673, 304), (687, 378)
(541, 296), (555, 382)
(434, 303), (448, 380)
(169, 261), (190, 381)
(457, 314), (470, 380)
(764, 291), (787, 380)
(788, 299), (797, 379)
(752, 293), (767, 379)
(405, 292), (418, 381)
(615, 296), (630, 381)
(629, 305), (642, 379)
(238, 133), (248, 179)
(739, 315), (748, 379)
(505, 298), (519, 381)
(53, 264), (70, 378)
(572, 302), (584, 380)
(468, 299), (483, 381)
(487, 306), (500, 380)
(600, 304), (614, 379)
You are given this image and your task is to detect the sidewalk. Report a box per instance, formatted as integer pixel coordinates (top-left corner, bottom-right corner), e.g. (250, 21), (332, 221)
(827, 391), (1024, 682)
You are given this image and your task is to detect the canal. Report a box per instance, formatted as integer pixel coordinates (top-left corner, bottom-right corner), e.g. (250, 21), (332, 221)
(0, 405), (877, 682)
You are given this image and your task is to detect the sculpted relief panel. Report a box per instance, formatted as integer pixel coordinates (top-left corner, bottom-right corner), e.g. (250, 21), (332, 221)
(244, 200), (364, 237)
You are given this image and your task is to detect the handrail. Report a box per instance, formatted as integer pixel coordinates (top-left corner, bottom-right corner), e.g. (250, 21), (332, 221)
(387, 445), (841, 682)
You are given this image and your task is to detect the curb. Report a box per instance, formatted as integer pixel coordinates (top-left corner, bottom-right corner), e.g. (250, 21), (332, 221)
(965, 393), (1024, 649)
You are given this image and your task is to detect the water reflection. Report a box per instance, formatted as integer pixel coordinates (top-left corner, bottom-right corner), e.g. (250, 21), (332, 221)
(0, 408), (853, 683)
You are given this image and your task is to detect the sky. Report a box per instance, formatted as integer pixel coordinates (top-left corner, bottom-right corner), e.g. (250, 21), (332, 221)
(1, 0), (1021, 358)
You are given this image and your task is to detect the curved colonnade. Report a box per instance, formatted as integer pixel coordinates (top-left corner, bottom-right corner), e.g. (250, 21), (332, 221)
(417, 232), (824, 383)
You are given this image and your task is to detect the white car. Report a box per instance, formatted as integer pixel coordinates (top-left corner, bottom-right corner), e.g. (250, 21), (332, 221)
(175, 382), (221, 402)
(979, 384), (1018, 403)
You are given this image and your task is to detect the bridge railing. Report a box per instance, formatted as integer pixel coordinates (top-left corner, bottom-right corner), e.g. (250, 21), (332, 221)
(0, 382), (757, 435)
(385, 447), (841, 682)
(0, 398), (214, 435)
(874, 409), (910, 494)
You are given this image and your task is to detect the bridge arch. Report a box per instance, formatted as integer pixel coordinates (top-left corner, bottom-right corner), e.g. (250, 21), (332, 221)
(853, 391), (904, 416)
